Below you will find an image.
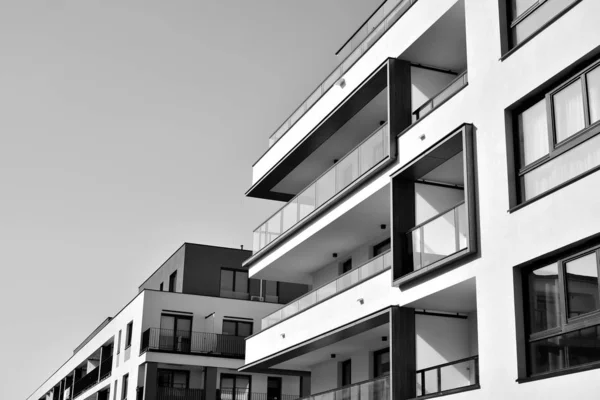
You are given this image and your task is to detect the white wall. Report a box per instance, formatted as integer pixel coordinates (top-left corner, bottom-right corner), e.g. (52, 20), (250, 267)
(415, 183), (464, 225)
(411, 67), (458, 121)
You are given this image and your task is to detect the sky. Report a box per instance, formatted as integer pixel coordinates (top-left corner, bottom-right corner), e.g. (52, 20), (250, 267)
(0, 1), (382, 399)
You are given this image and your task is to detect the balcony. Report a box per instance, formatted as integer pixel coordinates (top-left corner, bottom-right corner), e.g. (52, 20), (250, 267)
(140, 329), (245, 359)
(268, 0), (416, 148)
(219, 389), (299, 400)
(157, 387), (204, 400)
(72, 355), (112, 398)
(298, 377), (389, 400)
(262, 250), (392, 330)
(415, 356), (479, 399)
(412, 72), (468, 121)
(253, 124), (390, 255)
(408, 202), (467, 271)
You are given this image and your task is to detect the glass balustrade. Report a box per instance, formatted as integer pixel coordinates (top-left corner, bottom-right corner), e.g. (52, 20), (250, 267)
(262, 251), (392, 330)
(254, 124), (389, 254)
(413, 72), (469, 120)
(408, 202), (468, 271)
(298, 376), (389, 400)
(268, 0), (417, 147)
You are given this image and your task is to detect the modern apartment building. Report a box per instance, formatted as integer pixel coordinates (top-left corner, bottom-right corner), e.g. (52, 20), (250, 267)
(241, 0), (600, 399)
(27, 243), (310, 400)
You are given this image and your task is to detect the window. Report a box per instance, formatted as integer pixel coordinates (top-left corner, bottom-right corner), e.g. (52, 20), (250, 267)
(513, 60), (600, 202)
(117, 331), (122, 355)
(507, 0), (580, 49)
(113, 380), (118, 400)
(169, 271), (177, 292)
(125, 321), (133, 349)
(121, 374), (129, 400)
(341, 360), (352, 386)
(342, 258), (352, 274)
(220, 269), (250, 300)
(373, 348), (390, 378)
(223, 319), (253, 337)
(373, 238), (391, 257)
(160, 314), (192, 352)
(159, 282), (163, 291)
(158, 369), (189, 389)
(522, 245), (600, 377)
(220, 374), (251, 400)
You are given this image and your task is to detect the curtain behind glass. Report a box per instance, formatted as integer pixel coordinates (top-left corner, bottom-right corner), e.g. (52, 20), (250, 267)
(519, 99), (549, 165)
(554, 80), (585, 143)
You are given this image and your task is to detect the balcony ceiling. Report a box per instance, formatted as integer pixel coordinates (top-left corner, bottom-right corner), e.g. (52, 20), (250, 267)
(406, 277), (476, 314)
(252, 183), (390, 284)
(421, 152), (464, 186)
(272, 89), (388, 196)
(400, 0), (467, 73)
(274, 324), (389, 370)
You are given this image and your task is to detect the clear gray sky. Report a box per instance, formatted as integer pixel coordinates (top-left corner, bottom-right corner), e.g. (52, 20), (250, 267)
(0, 1), (380, 399)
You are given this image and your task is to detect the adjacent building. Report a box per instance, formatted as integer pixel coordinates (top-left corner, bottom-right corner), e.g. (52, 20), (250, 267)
(241, 0), (600, 399)
(28, 243), (310, 400)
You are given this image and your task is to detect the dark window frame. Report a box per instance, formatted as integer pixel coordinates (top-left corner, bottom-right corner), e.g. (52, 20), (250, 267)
(122, 374), (129, 400)
(522, 244), (600, 377)
(373, 347), (390, 378)
(341, 258), (353, 274)
(159, 282), (163, 291)
(220, 373), (252, 400)
(373, 238), (391, 257)
(222, 319), (253, 337)
(513, 58), (600, 204)
(340, 359), (352, 386)
(117, 330), (122, 355)
(169, 271), (177, 292)
(220, 268), (250, 296)
(157, 369), (190, 389)
(125, 321), (133, 349)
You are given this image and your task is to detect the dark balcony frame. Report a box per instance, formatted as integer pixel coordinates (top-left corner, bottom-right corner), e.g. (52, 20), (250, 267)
(412, 355), (480, 400)
(391, 124), (478, 287)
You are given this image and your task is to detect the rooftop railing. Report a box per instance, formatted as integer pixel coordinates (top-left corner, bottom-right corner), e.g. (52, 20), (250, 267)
(140, 328), (245, 358)
(412, 71), (468, 121)
(262, 250), (392, 330)
(254, 123), (389, 254)
(407, 202), (467, 271)
(416, 355), (479, 398)
(268, 0), (417, 148)
(298, 376), (389, 400)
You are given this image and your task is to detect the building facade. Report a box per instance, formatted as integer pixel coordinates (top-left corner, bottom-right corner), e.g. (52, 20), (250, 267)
(28, 243), (310, 400)
(242, 0), (600, 399)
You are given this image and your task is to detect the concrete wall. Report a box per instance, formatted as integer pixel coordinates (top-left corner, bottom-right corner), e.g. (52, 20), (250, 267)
(139, 245), (185, 293)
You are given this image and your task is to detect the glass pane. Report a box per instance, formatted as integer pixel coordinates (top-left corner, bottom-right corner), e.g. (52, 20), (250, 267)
(336, 150), (359, 192)
(587, 65), (600, 124)
(360, 128), (385, 174)
(316, 281), (337, 302)
(411, 228), (422, 271)
(252, 230), (260, 253)
(316, 169), (336, 208)
(519, 99), (550, 165)
(221, 377), (234, 389)
(439, 359), (475, 392)
(160, 315), (175, 331)
(298, 291), (317, 311)
(513, 0), (578, 45)
(220, 270), (234, 292)
(566, 252), (600, 318)
(235, 376), (250, 390)
(222, 321), (236, 336)
(554, 80), (585, 143)
(281, 302), (299, 319)
(522, 130), (600, 200)
(266, 214), (282, 244)
(423, 369), (437, 395)
(298, 184), (316, 220)
(512, 0), (538, 17)
(282, 200), (298, 233)
(529, 325), (600, 375)
(234, 271), (249, 293)
(364, 22), (385, 50)
(432, 75), (466, 108)
(528, 264), (561, 333)
(323, 68), (341, 92)
(338, 269), (359, 291)
(421, 210), (458, 268)
(173, 372), (188, 389)
(457, 203), (468, 250)
(374, 349), (390, 377)
(342, 47), (362, 75)
(237, 322), (252, 337)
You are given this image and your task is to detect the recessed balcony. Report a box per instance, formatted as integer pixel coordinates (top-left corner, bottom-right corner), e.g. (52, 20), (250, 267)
(140, 328), (246, 359)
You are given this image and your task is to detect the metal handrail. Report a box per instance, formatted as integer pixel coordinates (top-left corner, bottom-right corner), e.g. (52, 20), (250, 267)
(406, 201), (465, 234)
(296, 376), (389, 400)
(262, 250), (392, 330)
(254, 123), (389, 253)
(140, 328), (246, 358)
(267, 0), (417, 148)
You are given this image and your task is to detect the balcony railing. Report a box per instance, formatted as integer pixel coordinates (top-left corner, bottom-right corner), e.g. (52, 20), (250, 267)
(219, 389), (299, 400)
(407, 202), (467, 271)
(262, 250), (392, 330)
(158, 387), (204, 400)
(416, 355), (479, 398)
(99, 355), (113, 381)
(140, 328), (245, 358)
(412, 71), (468, 121)
(298, 376), (389, 400)
(73, 367), (99, 398)
(268, 0), (417, 148)
(255, 124), (390, 254)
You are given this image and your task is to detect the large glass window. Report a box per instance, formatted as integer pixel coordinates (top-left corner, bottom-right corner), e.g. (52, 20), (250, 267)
(220, 269), (250, 300)
(220, 374), (251, 400)
(508, 0), (580, 48)
(222, 319), (253, 337)
(158, 369), (189, 389)
(523, 246), (600, 376)
(515, 60), (600, 202)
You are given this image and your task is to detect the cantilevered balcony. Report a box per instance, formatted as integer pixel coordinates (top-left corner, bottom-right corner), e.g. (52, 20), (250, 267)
(262, 251), (392, 330)
(253, 124), (390, 255)
(412, 71), (468, 122)
(140, 329), (245, 358)
(415, 355), (479, 399)
(268, 0), (416, 148)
